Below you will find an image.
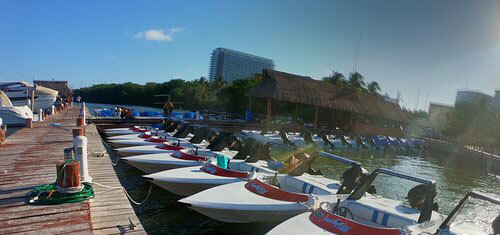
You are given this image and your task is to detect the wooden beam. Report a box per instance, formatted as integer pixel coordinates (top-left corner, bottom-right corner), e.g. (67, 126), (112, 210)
(314, 106), (319, 128)
(266, 97), (272, 125)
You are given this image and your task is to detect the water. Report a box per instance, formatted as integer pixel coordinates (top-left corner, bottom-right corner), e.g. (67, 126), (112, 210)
(107, 143), (500, 234)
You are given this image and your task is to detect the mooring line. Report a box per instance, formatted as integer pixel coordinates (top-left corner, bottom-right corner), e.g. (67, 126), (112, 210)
(91, 181), (153, 205)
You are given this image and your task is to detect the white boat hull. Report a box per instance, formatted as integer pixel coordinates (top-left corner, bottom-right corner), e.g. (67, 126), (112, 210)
(123, 149), (237, 173)
(180, 181), (337, 223)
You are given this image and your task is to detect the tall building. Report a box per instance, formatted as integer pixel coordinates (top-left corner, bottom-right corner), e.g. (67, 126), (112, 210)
(455, 89), (493, 105)
(208, 48), (275, 83)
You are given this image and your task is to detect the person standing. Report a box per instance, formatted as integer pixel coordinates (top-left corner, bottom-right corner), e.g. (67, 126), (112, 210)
(163, 102), (174, 117)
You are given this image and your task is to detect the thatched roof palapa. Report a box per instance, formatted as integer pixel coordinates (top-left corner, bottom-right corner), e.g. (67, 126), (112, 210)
(245, 69), (408, 123)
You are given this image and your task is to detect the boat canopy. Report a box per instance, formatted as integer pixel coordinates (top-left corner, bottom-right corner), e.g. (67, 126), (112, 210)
(0, 91), (13, 107)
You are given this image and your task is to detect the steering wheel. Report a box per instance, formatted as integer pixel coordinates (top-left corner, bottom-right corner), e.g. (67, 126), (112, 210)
(336, 206), (354, 220)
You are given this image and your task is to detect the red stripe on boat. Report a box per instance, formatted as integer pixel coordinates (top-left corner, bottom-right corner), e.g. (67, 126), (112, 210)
(133, 129), (149, 133)
(309, 208), (402, 235)
(244, 178), (309, 202)
(172, 151), (208, 161)
(200, 163), (248, 178)
(139, 133), (151, 139)
(146, 137), (165, 143)
(156, 144), (184, 151)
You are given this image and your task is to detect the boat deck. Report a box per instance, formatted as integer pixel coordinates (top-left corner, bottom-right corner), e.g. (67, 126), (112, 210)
(0, 106), (145, 234)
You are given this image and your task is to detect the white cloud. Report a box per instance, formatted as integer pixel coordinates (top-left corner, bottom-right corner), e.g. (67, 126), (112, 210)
(169, 27), (183, 33)
(134, 27), (184, 43)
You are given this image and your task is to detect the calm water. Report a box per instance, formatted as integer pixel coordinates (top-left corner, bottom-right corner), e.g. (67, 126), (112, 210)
(106, 143), (500, 234)
(93, 102), (500, 234)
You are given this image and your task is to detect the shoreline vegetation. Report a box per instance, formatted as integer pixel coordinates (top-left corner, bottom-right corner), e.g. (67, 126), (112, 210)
(74, 72), (499, 149)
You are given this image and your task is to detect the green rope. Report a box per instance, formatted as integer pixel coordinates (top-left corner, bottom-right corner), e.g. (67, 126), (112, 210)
(27, 160), (95, 205)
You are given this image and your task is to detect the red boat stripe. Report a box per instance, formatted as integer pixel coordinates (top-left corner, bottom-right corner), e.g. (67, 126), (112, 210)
(309, 208), (402, 235)
(200, 163), (248, 178)
(244, 178), (309, 202)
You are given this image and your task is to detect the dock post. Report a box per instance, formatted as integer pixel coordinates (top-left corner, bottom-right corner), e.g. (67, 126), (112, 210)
(0, 123), (6, 146)
(74, 129), (91, 183)
(52, 105), (55, 115)
(26, 118), (33, 128)
(39, 109), (43, 121)
(81, 102), (86, 126)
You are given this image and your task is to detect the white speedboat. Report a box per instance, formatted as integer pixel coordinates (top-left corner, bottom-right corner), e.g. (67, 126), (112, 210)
(124, 148), (239, 174)
(103, 126), (158, 137)
(267, 168), (445, 234)
(107, 124), (201, 148)
(178, 152), (368, 223)
(123, 137), (256, 173)
(0, 81), (58, 110)
(0, 91), (33, 126)
(114, 131), (235, 157)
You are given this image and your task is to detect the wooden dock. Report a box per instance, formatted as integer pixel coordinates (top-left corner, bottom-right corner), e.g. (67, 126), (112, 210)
(0, 106), (146, 234)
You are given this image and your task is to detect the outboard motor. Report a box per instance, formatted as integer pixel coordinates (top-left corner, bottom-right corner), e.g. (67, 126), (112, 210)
(232, 138), (258, 160)
(288, 152), (320, 176)
(368, 137), (379, 150)
(303, 131), (316, 146)
(279, 130), (296, 146)
(226, 136), (244, 151)
(165, 121), (180, 132)
(160, 120), (175, 130)
(173, 124), (193, 138)
(337, 165), (369, 194)
(340, 135), (352, 148)
(189, 127), (211, 144)
(207, 132), (232, 151)
(319, 133), (336, 149)
(407, 184), (438, 211)
(355, 136), (368, 149)
(245, 143), (272, 163)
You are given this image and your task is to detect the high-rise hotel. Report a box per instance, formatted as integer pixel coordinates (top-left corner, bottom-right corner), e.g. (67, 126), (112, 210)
(208, 48), (275, 83)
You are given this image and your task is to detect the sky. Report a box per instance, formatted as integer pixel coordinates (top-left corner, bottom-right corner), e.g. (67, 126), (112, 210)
(1, 0), (500, 110)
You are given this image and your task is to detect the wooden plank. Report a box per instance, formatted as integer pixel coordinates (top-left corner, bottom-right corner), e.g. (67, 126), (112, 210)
(0, 107), (144, 235)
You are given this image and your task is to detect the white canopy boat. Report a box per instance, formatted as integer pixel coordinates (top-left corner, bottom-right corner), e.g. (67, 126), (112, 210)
(123, 137), (257, 174)
(0, 91), (33, 126)
(267, 168), (445, 235)
(0, 81), (58, 110)
(178, 152), (369, 223)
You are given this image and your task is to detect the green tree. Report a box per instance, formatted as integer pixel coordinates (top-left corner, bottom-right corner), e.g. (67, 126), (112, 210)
(347, 72), (366, 91)
(322, 71), (348, 88)
(366, 81), (381, 95)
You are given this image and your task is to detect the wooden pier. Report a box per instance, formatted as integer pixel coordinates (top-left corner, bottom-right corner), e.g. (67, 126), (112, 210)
(0, 107), (146, 234)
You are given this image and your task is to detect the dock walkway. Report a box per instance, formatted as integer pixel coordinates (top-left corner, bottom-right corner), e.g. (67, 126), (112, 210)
(0, 107), (145, 234)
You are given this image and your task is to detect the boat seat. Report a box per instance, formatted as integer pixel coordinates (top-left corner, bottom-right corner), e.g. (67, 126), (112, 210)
(284, 176), (332, 195)
(347, 202), (417, 228)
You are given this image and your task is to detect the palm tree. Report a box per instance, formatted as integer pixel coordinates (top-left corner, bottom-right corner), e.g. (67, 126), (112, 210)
(347, 72), (366, 91)
(213, 76), (227, 92)
(321, 71), (348, 88)
(367, 81), (381, 95)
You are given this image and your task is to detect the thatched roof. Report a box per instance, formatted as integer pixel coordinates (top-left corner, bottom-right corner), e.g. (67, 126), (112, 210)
(34, 80), (72, 97)
(245, 69), (408, 123)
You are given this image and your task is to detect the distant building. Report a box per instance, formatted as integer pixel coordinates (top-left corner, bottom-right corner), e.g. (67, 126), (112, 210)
(455, 89), (492, 105)
(428, 102), (454, 129)
(208, 48), (275, 83)
(492, 89), (500, 111)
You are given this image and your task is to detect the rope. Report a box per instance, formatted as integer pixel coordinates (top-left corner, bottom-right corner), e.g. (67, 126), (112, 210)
(91, 181), (153, 205)
(27, 160), (95, 205)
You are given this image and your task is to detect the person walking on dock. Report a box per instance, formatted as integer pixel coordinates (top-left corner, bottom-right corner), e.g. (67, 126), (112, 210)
(163, 102), (174, 118)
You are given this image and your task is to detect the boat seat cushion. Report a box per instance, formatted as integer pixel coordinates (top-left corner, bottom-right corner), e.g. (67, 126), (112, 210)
(347, 202), (417, 228)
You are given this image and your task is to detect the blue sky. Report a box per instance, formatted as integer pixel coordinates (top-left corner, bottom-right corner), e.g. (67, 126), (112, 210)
(1, 0), (500, 110)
